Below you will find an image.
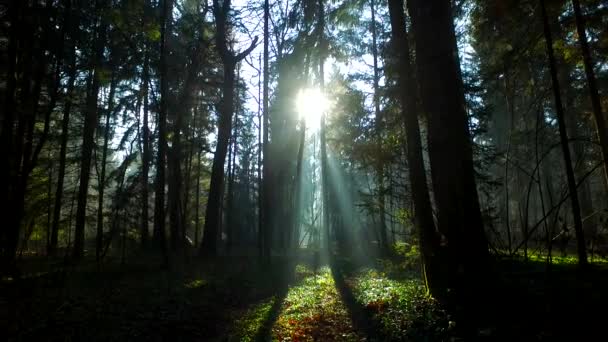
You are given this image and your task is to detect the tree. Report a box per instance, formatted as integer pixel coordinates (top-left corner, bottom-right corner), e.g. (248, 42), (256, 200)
(153, 0), (172, 255)
(74, 0), (108, 259)
(407, 0), (490, 296)
(387, 0), (441, 296)
(200, 0), (258, 257)
(539, 0), (587, 266)
(571, 0), (608, 192)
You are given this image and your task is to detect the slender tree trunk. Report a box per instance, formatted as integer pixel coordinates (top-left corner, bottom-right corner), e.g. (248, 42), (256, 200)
(387, 0), (441, 296)
(370, 0), (388, 252)
(571, 0), (608, 192)
(318, 0), (330, 256)
(539, 0), (587, 266)
(74, 0), (107, 259)
(154, 0), (172, 258)
(261, 0), (271, 262)
(50, 0), (78, 256)
(96, 74), (116, 262)
(140, 1), (151, 249)
(226, 91), (239, 252)
(195, 145), (202, 248)
(257, 54), (264, 257)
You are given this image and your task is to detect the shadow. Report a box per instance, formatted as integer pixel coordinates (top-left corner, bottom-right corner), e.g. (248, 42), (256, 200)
(329, 256), (381, 341)
(251, 258), (295, 342)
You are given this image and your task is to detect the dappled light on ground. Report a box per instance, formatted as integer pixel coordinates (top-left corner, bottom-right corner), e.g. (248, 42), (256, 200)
(349, 268), (449, 341)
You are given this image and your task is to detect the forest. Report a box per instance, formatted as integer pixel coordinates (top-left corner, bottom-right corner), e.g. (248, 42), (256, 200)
(1, 0), (607, 340)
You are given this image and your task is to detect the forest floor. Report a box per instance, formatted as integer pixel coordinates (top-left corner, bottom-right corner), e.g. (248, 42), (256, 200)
(2, 251), (608, 341)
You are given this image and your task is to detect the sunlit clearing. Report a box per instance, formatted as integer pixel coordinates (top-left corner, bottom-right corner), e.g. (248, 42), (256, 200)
(296, 88), (327, 132)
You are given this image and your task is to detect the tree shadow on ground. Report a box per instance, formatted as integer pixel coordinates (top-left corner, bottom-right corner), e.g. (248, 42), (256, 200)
(329, 256), (381, 341)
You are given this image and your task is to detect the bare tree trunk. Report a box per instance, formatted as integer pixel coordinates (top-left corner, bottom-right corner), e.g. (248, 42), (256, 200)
(140, 0), (151, 249)
(154, 0), (172, 260)
(96, 74), (117, 262)
(50, 0), (79, 255)
(261, 0), (271, 262)
(370, 0), (388, 253)
(74, 0), (107, 259)
(539, 0), (587, 266)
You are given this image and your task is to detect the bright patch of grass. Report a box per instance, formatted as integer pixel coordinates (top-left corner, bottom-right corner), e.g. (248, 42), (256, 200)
(184, 279), (207, 289)
(272, 266), (362, 341)
(350, 269), (448, 341)
(229, 297), (277, 341)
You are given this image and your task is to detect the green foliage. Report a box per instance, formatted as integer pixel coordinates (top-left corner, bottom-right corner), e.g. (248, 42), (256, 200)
(272, 267), (361, 341)
(230, 297), (277, 342)
(351, 269), (449, 341)
(184, 279), (208, 289)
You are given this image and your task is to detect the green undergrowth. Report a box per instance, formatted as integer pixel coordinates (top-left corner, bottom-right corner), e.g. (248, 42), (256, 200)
(273, 266), (362, 341)
(231, 264), (363, 341)
(349, 268), (449, 341)
(496, 250), (608, 266)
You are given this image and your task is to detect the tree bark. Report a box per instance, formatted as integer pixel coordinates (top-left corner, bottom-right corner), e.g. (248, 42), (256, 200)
(200, 0), (258, 257)
(73, 0), (107, 259)
(153, 0), (172, 258)
(140, 0), (151, 249)
(387, 0), (442, 297)
(539, 0), (587, 266)
(407, 0), (489, 296)
(50, 0), (78, 255)
(96, 74), (117, 262)
(370, 0), (388, 253)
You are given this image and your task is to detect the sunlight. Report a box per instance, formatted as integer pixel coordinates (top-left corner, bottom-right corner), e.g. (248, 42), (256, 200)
(296, 88), (328, 132)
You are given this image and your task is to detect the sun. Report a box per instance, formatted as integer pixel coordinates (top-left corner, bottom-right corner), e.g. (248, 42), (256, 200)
(296, 88), (327, 132)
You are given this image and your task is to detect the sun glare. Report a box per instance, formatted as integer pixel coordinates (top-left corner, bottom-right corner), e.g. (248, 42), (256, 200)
(296, 88), (327, 132)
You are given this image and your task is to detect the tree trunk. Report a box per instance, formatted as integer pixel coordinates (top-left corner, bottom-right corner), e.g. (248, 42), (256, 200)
(50, 0), (78, 256)
(96, 74), (116, 262)
(317, 0), (330, 256)
(571, 0), (608, 193)
(261, 0), (272, 262)
(407, 0), (489, 297)
(140, 0), (151, 249)
(370, 0), (388, 253)
(73, 0), (107, 259)
(387, 0), (441, 296)
(153, 0), (172, 258)
(201, 63), (236, 256)
(201, 0), (257, 257)
(539, 0), (587, 266)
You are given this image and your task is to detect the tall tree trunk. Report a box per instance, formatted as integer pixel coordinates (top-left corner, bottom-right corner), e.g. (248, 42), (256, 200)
(154, 0), (172, 257)
(0, 1), (21, 270)
(195, 145), (202, 248)
(96, 74), (116, 262)
(201, 0), (257, 257)
(258, 54), (264, 257)
(318, 0), (330, 255)
(50, 0), (78, 256)
(140, 0), (151, 249)
(407, 0), (489, 298)
(387, 0), (441, 296)
(226, 92), (239, 252)
(370, 0), (388, 252)
(539, 0), (587, 266)
(261, 0), (272, 262)
(73, 0), (107, 259)
(571, 0), (608, 192)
